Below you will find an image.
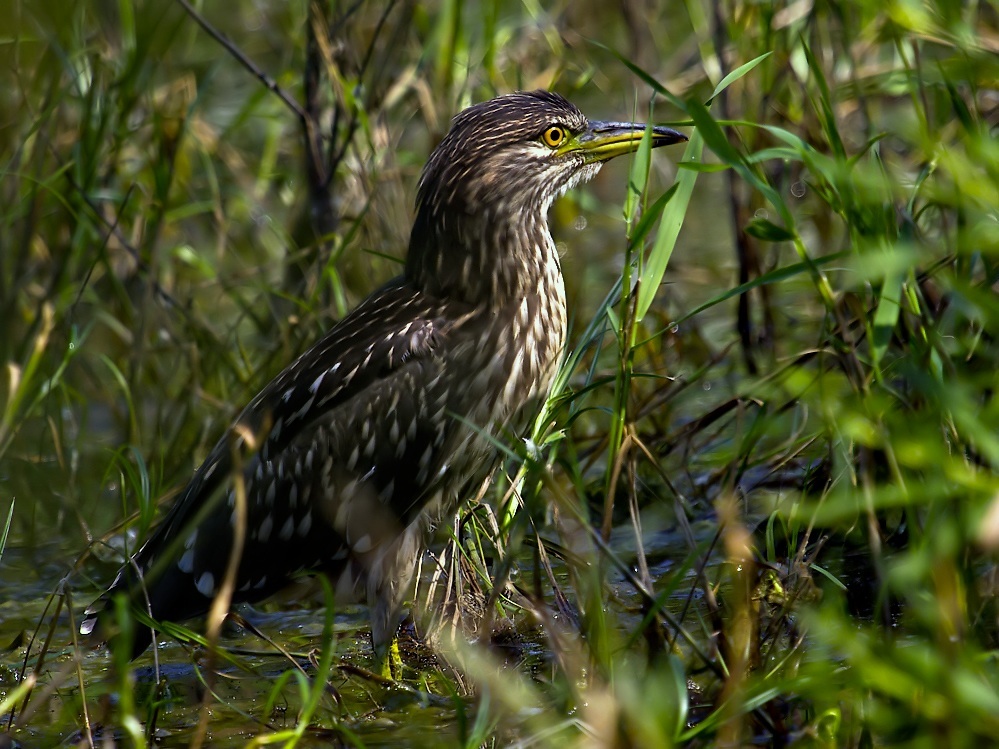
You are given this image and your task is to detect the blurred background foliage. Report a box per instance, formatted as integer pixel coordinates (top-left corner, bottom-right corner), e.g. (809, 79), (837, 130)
(1, 0), (998, 746)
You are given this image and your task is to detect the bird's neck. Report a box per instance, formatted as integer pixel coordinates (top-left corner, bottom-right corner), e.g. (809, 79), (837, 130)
(405, 204), (563, 309)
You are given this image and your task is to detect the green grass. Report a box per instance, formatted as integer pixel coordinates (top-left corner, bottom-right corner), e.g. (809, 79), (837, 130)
(1, 0), (998, 746)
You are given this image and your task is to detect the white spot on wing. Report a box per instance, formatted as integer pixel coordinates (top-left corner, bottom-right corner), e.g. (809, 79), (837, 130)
(178, 548), (195, 573)
(288, 393), (316, 425)
(195, 572), (215, 597)
(298, 511), (312, 536)
(259, 514), (273, 542)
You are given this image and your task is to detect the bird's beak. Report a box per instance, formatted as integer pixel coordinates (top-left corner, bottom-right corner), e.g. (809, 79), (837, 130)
(563, 121), (688, 163)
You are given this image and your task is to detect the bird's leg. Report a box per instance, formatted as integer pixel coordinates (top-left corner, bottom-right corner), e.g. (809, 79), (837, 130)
(378, 635), (404, 680)
(368, 529), (421, 679)
(369, 580), (406, 680)
(371, 624), (404, 679)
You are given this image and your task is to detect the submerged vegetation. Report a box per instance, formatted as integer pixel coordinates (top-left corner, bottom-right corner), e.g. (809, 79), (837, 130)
(1, 0), (998, 746)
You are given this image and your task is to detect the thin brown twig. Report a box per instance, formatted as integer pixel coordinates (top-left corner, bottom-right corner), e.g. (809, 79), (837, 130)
(173, 0), (307, 124)
(189, 426), (252, 749)
(63, 588), (94, 749)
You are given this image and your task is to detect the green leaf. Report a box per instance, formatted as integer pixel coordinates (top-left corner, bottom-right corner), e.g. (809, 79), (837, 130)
(870, 270), (902, 376)
(671, 250), (849, 327)
(630, 183), (680, 249)
(625, 117), (654, 223)
(744, 216), (797, 242)
(685, 98), (788, 225)
(800, 37), (846, 159)
(708, 51), (773, 103)
(595, 42), (685, 110)
(0, 498), (13, 566)
(675, 161), (731, 173)
(636, 129), (702, 321)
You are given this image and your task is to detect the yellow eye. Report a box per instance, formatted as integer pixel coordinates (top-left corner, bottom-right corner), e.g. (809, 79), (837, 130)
(541, 126), (567, 148)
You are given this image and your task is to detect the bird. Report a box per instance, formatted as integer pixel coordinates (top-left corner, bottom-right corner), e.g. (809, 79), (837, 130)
(80, 90), (686, 677)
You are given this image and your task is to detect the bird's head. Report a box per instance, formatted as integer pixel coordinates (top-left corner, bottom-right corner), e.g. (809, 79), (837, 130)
(407, 90), (686, 302)
(416, 90), (686, 219)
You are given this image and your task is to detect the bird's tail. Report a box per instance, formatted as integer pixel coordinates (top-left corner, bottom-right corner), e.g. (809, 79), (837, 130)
(79, 576), (156, 660)
(80, 559), (217, 659)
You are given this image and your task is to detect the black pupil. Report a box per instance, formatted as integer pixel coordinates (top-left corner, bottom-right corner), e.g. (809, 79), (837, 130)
(549, 128), (561, 141)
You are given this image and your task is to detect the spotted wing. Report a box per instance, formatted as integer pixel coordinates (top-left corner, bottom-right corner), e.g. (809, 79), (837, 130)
(83, 276), (478, 651)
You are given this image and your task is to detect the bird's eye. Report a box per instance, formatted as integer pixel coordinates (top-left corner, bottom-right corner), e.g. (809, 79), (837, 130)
(541, 126), (567, 148)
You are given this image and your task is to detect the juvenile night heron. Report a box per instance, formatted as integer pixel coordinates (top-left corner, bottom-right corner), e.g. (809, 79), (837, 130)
(82, 90), (686, 675)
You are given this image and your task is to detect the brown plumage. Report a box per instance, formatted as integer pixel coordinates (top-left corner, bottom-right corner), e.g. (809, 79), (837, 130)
(81, 90), (686, 672)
